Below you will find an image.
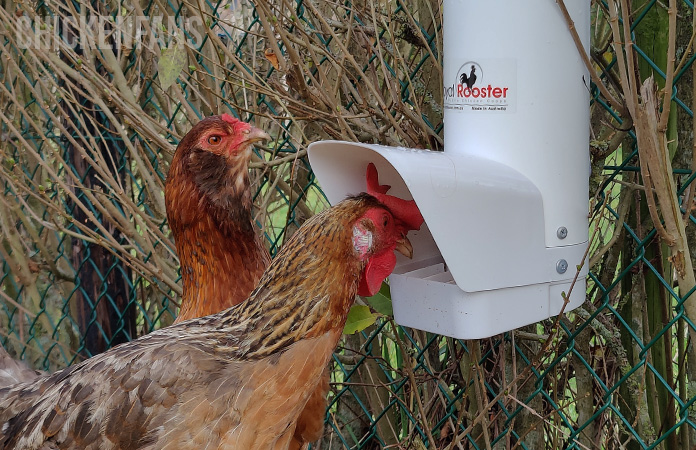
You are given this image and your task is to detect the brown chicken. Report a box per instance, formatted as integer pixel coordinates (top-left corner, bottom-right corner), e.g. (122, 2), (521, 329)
(0, 193), (422, 449)
(165, 113), (271, 321)
(166, 114), (323, 449)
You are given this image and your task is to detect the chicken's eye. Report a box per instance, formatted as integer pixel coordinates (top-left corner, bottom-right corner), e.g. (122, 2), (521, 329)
(382, 215), (389, 228)
(208, 135), (222, 145)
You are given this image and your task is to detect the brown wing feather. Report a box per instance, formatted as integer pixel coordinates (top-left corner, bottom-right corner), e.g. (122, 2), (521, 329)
(1, 331), (224, 449)
(0, 321), (338, 450)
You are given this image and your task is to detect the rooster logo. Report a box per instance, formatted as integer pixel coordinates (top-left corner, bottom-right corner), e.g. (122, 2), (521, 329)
(459, 64), (478, 89)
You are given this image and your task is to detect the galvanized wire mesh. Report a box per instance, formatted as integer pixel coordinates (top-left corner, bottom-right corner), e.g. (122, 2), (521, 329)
(1, 0), (695, 448)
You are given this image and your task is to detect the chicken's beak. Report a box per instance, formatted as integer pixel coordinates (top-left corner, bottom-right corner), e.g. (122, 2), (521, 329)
(245, 126), (271, 145)
(394, 235), (413, 259)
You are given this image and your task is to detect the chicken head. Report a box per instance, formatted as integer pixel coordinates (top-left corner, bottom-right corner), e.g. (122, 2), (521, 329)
(356, 163), (424, 297)
(354, 206), (413, 297)
(187, 113), (270, 159)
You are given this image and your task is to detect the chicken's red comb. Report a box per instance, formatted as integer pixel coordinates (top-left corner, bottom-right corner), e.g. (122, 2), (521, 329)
(366, 163), (424, 232)
(221, 113), (240, 125)
(366, 163), (390, 195)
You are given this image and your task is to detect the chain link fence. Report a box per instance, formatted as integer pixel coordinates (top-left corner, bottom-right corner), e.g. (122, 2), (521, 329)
(1, 0), (695, 448)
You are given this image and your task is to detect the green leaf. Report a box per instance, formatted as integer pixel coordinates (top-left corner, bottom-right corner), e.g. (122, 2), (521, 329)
(158, 42), (187, 90)
(343, 305), (377, 335)
(366, 282), (393, 316)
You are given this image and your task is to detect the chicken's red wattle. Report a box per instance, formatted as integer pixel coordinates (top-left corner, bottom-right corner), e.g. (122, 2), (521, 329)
(358, 251), (397, 297)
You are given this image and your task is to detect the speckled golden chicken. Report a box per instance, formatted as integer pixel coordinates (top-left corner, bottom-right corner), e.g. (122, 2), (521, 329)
(0, 193), (420, 449)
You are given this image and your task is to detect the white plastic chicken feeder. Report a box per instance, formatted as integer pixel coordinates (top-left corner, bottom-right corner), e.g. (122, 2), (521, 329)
(308, 0), (590, 339)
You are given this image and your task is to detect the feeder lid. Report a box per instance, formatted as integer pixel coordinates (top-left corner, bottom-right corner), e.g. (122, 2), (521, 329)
(308, 141), (581, 292)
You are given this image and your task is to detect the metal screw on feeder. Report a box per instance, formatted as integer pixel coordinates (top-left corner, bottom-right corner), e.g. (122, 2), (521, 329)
(556, 260), (569, 275)
(308, 0), (590, 339)
(557, 227), (568, 239)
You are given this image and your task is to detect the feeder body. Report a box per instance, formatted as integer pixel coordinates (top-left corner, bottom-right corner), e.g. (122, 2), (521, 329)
(444, 0), (589, 246)
(307, 0), (590, 339)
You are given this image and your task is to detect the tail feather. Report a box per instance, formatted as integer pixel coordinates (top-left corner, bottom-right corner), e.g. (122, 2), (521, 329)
(0, 345), (42, 388)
